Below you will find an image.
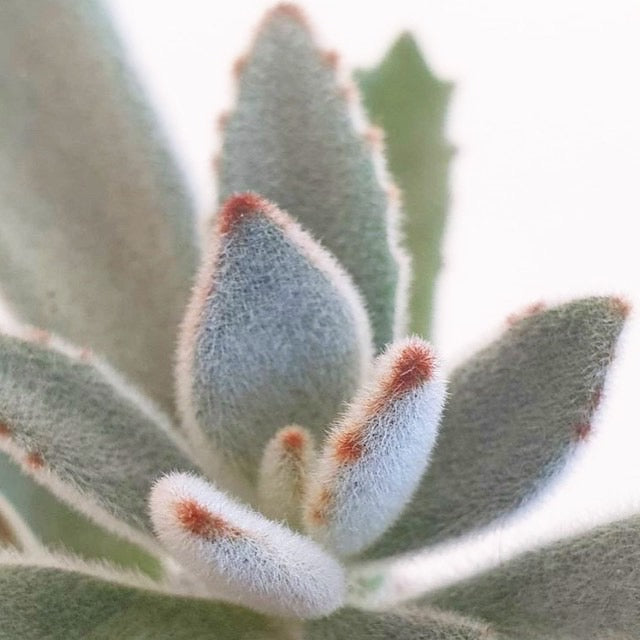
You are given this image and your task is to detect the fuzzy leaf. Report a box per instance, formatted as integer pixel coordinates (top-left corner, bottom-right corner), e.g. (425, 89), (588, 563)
(0, 491), (39, 552)
(218, 5), (407, 349)
(428, 515), (640, 639)
(304, 338), (445, 557)
(258, 425), (316, 530)
(0, 333), (199, 556)
(356, 34), (453, 338)
(177, 194), (372, 487)
(0, 554), (286, 639)
(307, 606), (497, 639)
(150, 472), (345, 619)
(0, 453), (161, 576)
(365, 297), (628, 558)
(0, 0), (197, 409)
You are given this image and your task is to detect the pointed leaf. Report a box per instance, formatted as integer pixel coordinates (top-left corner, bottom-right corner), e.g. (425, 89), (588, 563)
(307, 606), (497, 639)
(0, 491), (39, 551)
(258, 425), (316, 530)
(0, 0), (197, 409)
(429, 515), (640, 639)
(366, 297), (628, 558)
(177, 194), (372, 486)
(356, 33), (454, 337)
(0, 553), (286, 639)
(218, 5), (408, 349)
(304, 338), (445, 557)
(150, 472), (345, 618)
(0, 333), (199, 556)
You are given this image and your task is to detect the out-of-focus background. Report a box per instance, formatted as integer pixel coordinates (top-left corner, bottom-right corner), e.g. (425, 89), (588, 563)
(106, 1), (640, 591)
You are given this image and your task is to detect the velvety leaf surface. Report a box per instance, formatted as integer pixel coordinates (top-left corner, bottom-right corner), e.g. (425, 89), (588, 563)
(0, 558), (284, 639)
(428, 515), (640, 639)
(177, 194), (372, 486)
(365, 297), (628, 558)
(0, 334), (199, 554)
(218, 6), (406, 349)
(0, 453), (161, 576)
(307, 606), (498, 639)
(0, 0), (197, 409)
(357, 33), (454, 337)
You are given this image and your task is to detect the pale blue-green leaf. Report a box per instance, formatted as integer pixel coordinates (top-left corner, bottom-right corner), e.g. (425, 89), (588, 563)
(0, 333), (199, 555)
(428, 515), (640, 639)
(218, 6), (406, 350)
(365, 297), (628, 558)
(0, 556), (285, 639)
(0, 0), (197, 409)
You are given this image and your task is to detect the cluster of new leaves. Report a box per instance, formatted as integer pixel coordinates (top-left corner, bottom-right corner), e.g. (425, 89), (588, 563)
(0, 2), (635, 639)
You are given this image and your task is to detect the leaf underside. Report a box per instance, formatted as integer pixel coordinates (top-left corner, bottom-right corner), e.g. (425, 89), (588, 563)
(365, 297), (627, 558)
(0, 0), (197, 410)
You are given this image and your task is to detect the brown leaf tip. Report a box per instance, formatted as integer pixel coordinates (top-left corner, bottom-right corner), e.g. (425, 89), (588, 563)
(0, 422), (11, 438)
(267, 3), (309, 27)
(610, 296), (632, 318)
(333, 428), (364, 463)
(506, 301), (546, 327)
(572, 422), (592, 442)
(25, 451), (45, 470)
(280, 426), (307, 453)
(385, 341), (436, 396)
(175, 499), (241, 539)
(218, 192), (272, 235)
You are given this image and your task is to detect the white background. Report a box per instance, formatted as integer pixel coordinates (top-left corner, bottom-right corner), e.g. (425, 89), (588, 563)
(105, 1), (640, 594)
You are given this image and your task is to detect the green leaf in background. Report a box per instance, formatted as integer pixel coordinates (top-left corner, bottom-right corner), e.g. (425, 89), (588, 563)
(356, 33), (454, 338)
(428, 514), (640, 639)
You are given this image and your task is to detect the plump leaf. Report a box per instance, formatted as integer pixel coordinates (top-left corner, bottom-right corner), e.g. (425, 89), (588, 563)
(0, 333), (199, 556)
(0, 0), (197, 410)
(150, 472), (345, 619)
(176, 194), (372, 487)
(356, 33), (454, 337)
(428, 515), (640, 639)
(307, 606), (497, 639)
(0, 453), (161, 576)
(365, 297), (628, 558)
(0, 491), (39, 551)
(304, 338), (445, 557)
(0, 554), (286, 640)
(218, 5), (407, 349)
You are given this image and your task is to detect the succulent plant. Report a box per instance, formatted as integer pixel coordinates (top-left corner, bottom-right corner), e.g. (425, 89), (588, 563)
(0, 2), (635, 639)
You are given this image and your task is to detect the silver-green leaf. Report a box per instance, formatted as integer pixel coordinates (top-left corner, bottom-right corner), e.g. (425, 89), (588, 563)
(428, 515), (640, 639)
(0, 0), (197, 410)
(365, 297), (628, 558)
(218, 5), (407, 350)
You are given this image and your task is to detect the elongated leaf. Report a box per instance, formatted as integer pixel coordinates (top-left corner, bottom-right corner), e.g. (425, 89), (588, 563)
(0, 0), (197, 409)
(365, 297), (628, 558)
(150, 472), (345, 619)
(177, 194), (372, 486)
(357, 33), (454, 337)
(0, 452), (161, 576)
(0, 491), (39, 551)
(308, 606), (497, 639)
(0, 333), (199, 555)
(0, 554), (286, 639)
(429, 515), (640, 639)
(218, 5), (407, 349)
(304, 338), (445, 557)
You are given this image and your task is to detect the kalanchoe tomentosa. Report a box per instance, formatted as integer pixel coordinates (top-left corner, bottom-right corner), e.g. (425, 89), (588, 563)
(0, 2), (635, 639)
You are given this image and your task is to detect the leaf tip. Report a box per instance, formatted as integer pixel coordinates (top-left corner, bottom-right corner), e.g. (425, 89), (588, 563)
(384, 338), (437, 395)
(218, 192), (271, 235)
(610, 295), (632, 318)
(175, 498), (242, 539)
(266, 3), (309, 27)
